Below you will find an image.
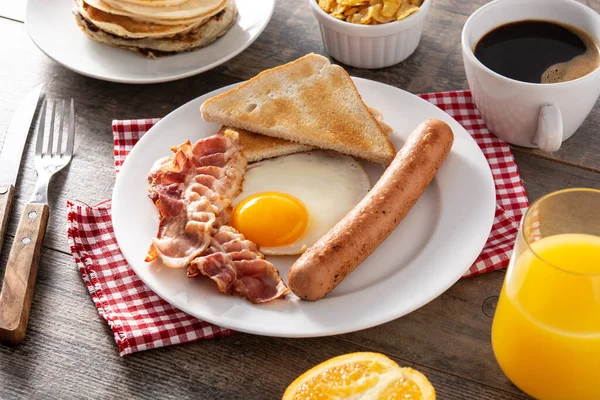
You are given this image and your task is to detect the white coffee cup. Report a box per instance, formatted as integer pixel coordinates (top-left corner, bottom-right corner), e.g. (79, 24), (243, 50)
(461, 0), (600, 152)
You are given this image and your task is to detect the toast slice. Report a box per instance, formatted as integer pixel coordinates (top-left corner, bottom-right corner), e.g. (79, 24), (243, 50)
(368, 107), (393, 136)
(219, 127), (314, 162)
(220, 106), (393, 163)
(201, 54), (396, 165)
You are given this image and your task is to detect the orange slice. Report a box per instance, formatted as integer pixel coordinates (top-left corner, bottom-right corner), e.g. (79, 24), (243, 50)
(282, 352), (436, 400)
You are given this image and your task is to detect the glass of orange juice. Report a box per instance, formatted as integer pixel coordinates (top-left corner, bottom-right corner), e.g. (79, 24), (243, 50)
(492, 188), (600, 400)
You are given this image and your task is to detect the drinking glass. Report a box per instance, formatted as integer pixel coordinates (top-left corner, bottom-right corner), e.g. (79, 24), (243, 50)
(491, 188), (600, 400)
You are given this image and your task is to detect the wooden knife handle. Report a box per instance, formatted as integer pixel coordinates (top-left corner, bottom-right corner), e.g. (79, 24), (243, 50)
(0, 184), (15, 258)
(0, 203), (49, 344)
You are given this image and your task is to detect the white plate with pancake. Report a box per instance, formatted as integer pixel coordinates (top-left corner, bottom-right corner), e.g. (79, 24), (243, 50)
(112, 78), (496, 337)
(25, 0), (275, 83)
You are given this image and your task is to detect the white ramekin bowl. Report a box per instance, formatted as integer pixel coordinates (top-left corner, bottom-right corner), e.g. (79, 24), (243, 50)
(306, 0), (431, 69)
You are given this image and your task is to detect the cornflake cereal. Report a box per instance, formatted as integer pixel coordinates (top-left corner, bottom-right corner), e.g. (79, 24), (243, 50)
(318, 0), (423, 24)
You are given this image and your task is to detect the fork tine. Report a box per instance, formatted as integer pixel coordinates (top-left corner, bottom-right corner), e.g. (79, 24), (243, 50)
(65, 99), (75, 158)
(46, 100), (56, 156)
(35, 100), (47, 156)
(54, 100), (65, 157)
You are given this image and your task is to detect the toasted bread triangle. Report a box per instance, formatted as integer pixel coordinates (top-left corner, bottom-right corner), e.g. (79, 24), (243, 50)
(200, 54), (396, 165)
(218, 126), (314, 162)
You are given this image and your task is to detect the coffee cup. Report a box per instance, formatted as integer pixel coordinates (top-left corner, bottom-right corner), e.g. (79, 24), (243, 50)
(461, 0), (600, 152)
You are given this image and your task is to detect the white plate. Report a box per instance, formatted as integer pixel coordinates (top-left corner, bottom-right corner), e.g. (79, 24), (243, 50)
(25, 0), (275, 84)
(112, 78), (496, 337)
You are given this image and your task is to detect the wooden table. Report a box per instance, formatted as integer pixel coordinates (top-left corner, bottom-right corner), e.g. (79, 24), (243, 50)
(1, 0), (599, 398)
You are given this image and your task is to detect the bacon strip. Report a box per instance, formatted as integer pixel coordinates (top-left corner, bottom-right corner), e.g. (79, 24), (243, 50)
(146, 133), (246, 269)
(188, 226), (290, 304)
(147, 130), (289, 303)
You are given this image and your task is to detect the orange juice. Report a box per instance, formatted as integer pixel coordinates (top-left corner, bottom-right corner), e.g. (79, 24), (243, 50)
(492, 233), (600, 400)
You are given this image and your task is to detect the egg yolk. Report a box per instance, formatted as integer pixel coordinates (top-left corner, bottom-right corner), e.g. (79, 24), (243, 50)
(231, 192), (308, 248)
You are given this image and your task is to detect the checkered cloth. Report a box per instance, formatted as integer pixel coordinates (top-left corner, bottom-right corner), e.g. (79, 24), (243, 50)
(67, 90), (528, 356)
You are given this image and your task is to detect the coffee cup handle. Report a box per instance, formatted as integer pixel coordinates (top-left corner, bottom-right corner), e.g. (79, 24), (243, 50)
(533, 104), (563, 152)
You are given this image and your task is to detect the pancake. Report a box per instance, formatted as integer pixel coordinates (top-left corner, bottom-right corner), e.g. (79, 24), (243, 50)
(73, 0), (237, 57)
(101, 0), (227, 20)
(77, 0), (205, 38)
(116, 13), (209, 26)
(116, 0), (189, 7)
(84, 0), (220, 24)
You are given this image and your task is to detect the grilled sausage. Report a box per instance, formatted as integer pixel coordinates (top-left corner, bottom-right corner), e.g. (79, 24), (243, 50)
(288, 119), (454, 300)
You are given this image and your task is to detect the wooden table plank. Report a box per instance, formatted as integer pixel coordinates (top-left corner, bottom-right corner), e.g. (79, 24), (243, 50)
(337, 271), (515, 392)
(514, 152), (600, 199)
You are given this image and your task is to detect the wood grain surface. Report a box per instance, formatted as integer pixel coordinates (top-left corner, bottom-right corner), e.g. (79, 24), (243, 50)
(0, 184), (15, 258)
(0, 203), (48, 344)
(0, 0), (599, 398)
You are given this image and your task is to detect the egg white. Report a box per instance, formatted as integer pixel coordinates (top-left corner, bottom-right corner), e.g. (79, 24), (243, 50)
(232, 150), (371, 255)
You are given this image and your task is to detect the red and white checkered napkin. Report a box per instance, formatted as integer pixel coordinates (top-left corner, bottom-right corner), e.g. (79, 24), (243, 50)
(66, 90), (528, 356)
(420, 91), (529, 275)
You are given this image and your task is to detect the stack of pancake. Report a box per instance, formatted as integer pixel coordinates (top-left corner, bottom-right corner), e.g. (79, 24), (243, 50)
(73, 0), (237, 58)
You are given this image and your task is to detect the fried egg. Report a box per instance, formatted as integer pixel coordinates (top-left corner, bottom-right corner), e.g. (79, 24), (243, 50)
(231, 150), (370, 255)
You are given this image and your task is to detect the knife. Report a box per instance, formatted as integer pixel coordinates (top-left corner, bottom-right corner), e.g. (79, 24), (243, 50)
(0, 86), (42, 257)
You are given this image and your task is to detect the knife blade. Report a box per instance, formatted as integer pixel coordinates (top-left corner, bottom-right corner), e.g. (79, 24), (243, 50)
(0, 85), (42, 257)
(0, 86), (42, 186)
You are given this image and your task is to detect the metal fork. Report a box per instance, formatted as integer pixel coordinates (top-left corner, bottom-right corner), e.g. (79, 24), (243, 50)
(0, 98), (74, 344)
(31, 99), (75, 203)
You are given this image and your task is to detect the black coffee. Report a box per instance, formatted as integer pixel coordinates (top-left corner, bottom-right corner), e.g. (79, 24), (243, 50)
(474, 20), (600, 84)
